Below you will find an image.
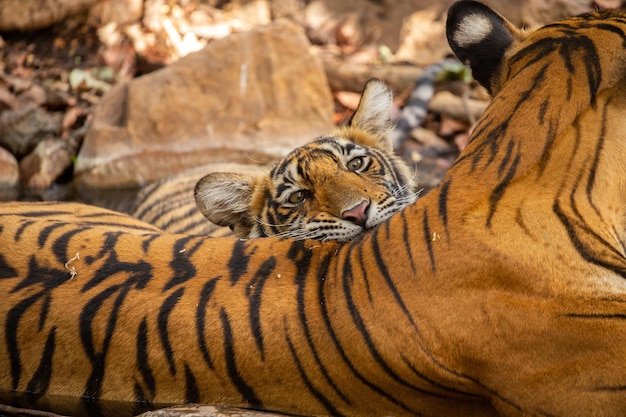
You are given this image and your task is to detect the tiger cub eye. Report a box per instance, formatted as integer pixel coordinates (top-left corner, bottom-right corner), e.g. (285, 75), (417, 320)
(287, 190), (308, 204)
(347, 156), (365, 171)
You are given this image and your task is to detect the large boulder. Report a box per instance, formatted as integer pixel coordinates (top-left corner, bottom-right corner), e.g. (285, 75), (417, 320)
(74, 19), (334, 189)
(0, 0), (96, 31)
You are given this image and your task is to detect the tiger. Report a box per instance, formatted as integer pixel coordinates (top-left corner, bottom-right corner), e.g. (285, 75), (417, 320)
(193, 85), (418, 241)
(2, 2), (626, 417)
(131, 87), (418, 242)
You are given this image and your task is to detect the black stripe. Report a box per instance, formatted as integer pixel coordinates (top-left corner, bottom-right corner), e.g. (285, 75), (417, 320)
(422, 209), (436, 273)
(196, 277), (220, 369)
(82, 234), (153, 293)
(51, 227), (85, 266)
(83, 231), (123, 271)
(163, 236), (203, 291)
(7, 257), (69, 389)
(76, 220), (160, 232)
(17, 210), (70, 218)
(399, 211), (416, 275)
(220, 308), (262, 407)
(355, 242), (373, 302)
(14, 220), (35, 241)
(553, 161), (626, 278)
(136, 318), (156, 397)
(401, 355), (480, 398)
(12, 256), (67, 293)
(292, 243), (351, 404)
(131, 182), (161, 216)
(0, 253), (17, 279)
(80, 272), (147, 401)
(515, 207), (533, 237)
(371, 229), (418, 331)
(284, 323), (343, 416)
(158, 287), (185, 376)
(438, 178), (450, 236)
(592, 385), (626, 392)
(538, 117), (559, 173)
(80, 285), (121, 400)
(537, 98), (549, 125)
(497, 139), (515, 178)
(38, 223), (67, 248)
(564, 313), (626, 320)
(133, 383), (152, 409)
(133, 185), (194, 221)
(184, 364), (201, 403)
(228, 240), (251, 285)
(585, 98), (610, 218)
(176, 217), (211, 235)
(158, 205), (200, 233)
(142, 234), (160, 253)
(486, 146), (521, 228)
(26, 327), (56, 402)
(38, 295), (51, 331)
(6, 289), (45, 389)
(246, 257), (277, 359)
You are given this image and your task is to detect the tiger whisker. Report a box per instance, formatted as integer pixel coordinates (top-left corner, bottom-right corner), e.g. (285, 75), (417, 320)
(254, 217), (299, 229)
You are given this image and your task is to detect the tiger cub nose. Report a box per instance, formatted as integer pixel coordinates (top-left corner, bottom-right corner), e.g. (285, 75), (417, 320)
(341, 200), (370, 226)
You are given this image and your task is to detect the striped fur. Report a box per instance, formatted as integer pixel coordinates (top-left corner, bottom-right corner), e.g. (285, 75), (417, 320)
(2, 2), (626, 416)
(130, 164), (267, 237)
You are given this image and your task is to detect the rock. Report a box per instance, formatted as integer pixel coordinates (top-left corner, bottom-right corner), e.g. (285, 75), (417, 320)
(138, 404), (288, 417)
(0, 106), (64, 157)
(393, 4), (449, 66)
(19, 138), (73, 189)
(0, 146), (19, 189)
(74, 19), (333, 189)
(88, 0), (143, 26)
(0, 0), (97, 31)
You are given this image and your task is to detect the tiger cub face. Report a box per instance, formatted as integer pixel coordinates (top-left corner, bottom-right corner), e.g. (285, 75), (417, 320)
(194, 79), (418, 241)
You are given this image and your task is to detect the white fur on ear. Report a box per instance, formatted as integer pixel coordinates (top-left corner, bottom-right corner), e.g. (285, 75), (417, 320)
(349, 79), (394, 136)
(453, 13), (494, 48)
(194, 173), (255, 228)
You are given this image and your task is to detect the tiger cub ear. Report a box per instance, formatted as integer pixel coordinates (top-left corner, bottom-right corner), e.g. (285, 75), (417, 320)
(347, 78), (394, 152)
(194, 172), (258, 237)
(446, 0), (520, 93)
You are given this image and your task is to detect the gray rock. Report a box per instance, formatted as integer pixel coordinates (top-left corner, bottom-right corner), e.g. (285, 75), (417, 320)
(19, 138), (73, 189)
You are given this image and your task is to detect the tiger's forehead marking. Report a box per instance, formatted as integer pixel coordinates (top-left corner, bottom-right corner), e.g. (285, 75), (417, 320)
(453, 13), (493, 48)
(271, 137), (360, 177)
(269, 136), (368, 195)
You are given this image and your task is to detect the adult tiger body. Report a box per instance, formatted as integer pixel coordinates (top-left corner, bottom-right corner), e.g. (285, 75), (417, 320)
(1, 3), (626, 417)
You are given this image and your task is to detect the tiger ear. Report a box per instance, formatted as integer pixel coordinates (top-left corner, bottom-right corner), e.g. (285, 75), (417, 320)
(347, 78), (394, 151)
(194, 172), (258, 237)
(446, 1), (519, 94)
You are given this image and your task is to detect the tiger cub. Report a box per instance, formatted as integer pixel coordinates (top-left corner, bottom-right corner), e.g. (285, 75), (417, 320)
(194, 79), (418, 242)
